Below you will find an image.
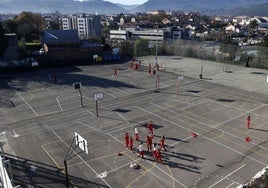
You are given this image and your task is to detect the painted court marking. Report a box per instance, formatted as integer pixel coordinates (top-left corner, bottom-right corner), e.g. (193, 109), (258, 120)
(50, 129), (112, 188)
(209, 164), (246, 188)
(56, 96), (63, 111)
(136, 105), (268, 166)
(150, 102), (268, 151)
(7, 82), (39, 116)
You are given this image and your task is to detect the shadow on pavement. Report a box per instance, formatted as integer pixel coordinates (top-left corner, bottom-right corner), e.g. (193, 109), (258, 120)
(4, 153), (109, 188)
(248, 127), (268, 132)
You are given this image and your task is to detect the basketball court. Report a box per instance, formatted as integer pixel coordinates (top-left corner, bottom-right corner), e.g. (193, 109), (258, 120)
(0, 56), (267, 187)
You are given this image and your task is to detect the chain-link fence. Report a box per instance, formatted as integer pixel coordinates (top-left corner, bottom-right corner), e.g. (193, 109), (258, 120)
(162, 39), (268, 69)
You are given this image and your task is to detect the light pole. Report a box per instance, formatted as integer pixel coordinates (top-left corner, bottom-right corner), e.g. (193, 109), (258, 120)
(154, 28), (160, 92)
(200, 61), (203, 79)
(90, 17), (94, 39)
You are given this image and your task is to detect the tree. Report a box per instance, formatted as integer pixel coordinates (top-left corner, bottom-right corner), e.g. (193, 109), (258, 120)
(148, 12), (167, 25)
(262, 35), (268, 47)
(249, 19), (258, 30)
(2, 19), (17, 33)
(0, 22), (8, 58)
(121, 41), (134, 58)
(220, 42), (240, 61)
(200, 15), (210, 25)
(134, 39), (150, 57)
(14, 11), (46, 41)
(48, 21), (59, 30)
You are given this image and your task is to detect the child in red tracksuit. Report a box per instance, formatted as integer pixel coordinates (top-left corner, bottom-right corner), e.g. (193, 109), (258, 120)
(160, 135), (167, 151)
(129, 137), (133, 152)
(113, 68), (117, 76)
(124, 132), (129, 149)
(147, 121), (154, 135)
(155, 149), (162, 163)
(146, 135), (152, 151)
(153, 143), (158, 159)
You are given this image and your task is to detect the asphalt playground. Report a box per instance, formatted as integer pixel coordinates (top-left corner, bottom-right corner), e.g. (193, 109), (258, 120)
(0, 55), (267, 188)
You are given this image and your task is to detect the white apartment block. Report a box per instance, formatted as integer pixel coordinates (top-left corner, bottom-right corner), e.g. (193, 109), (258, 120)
(110, 28), (164, 43)
(110, 30), (129, 41)
(59, 14), (101, 39)
(77, 17), (89, 39)
(61, 17), (72, 30)
(131, 29), (164, 42)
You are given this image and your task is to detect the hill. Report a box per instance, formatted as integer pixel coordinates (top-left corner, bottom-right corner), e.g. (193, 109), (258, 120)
(130, 0), (268, 15)
(0, 0), (128, 14)
(223, 3), (268, 16)
(115, 3), (139, 10)
(0, 0), (267, 15)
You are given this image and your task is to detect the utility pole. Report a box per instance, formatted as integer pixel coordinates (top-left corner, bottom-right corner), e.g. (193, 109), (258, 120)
(154, 28), (160, 92)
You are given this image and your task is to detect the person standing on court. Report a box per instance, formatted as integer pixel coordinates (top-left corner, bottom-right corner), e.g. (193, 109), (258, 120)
(146, 135), (152, 151)
(246, 115), (251, 128)
(129, 136), (134, 152)
(153, 143), (158, 159)
(113, 68), (117, 76)
(147, 121), (154, 135)
(137, 142), (145, 159)
(160, 135), (167, 151)
(156, 148), (163, 163)
(124, 132), (129, 149)
(134, 126), (139, 141)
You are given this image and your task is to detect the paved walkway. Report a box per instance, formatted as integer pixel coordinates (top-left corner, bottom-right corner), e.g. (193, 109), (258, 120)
(140, 56), (268, 96)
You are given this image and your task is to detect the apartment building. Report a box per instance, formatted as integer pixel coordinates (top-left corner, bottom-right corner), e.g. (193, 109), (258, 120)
(110, 28), (164, 43)
(59, 14), (101, 39)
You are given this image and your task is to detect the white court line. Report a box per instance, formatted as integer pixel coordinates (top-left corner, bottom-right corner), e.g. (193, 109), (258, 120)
(107, 158), (141, 174)
(50, 129), (112, 188)
(108, 132), (188, 188)
(7, 82), (39, 116)
(150, 102), (268, 151)
(148, 160), (188, 188)
(86, 110), (95, 116)
(170, 135), (193, 146)
(56, 97), (63, 111)
(107, 120), (148, 134)
(225, 182), (239, 188)
(116, 112), (129, 124)
(135, 106), (191, 132)
(204, 135), (267, 166)
(209, 164), (246, 188)
(78, 121), (102, 132)
(136, 105), (268, 166)
(92, 78), (131, 95)
(208, 99), (267, 119)
(107, 132), (123, 145)
(68, 74), (116, 98)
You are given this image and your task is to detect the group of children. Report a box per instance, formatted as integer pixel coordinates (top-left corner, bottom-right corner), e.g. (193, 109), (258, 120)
(124, 121), (166, 163)
(113, 60), (142, 77)
(129, 61), (141, 71)
(148, 63), (160, 76)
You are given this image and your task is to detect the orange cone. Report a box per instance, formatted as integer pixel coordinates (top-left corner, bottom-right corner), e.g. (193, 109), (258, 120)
(245, 136), (252, 142)
(191, 132), (198, 138)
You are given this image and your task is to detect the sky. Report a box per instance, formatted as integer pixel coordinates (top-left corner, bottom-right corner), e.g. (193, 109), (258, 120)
(104, 0), (148, 5)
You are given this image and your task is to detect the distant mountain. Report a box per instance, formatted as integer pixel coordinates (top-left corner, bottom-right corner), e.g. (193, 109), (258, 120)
(0, 0), (128, 14)
(223, 2), (268, 16)
(130, 0), (268, 15)
(0, 0), (267, 15)
(115, 4), (140, 10)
